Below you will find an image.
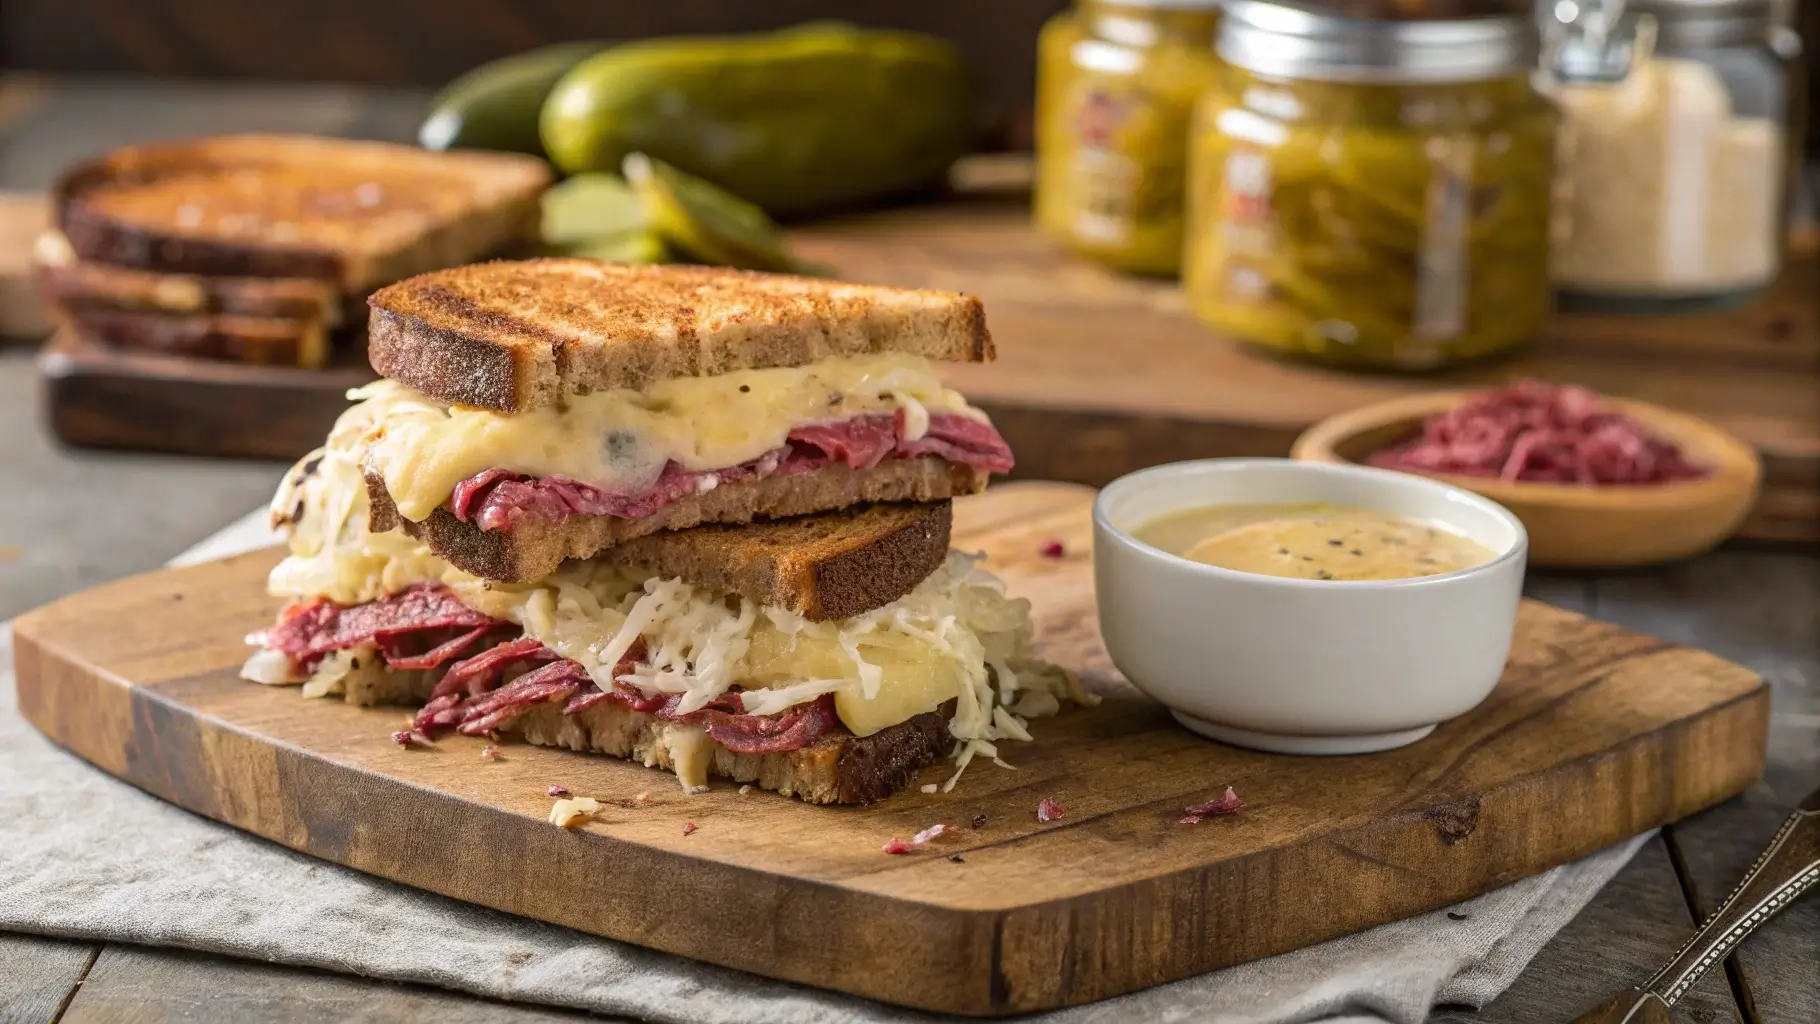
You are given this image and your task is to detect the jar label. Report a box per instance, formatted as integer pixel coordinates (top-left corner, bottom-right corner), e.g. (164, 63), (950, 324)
(1410, 137), (1475, 355)
(1066, 85), (1145, 245)
(1213, 146), (1277, 303)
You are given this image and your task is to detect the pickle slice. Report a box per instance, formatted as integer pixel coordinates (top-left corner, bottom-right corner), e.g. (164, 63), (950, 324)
(567, 230), (670, 264)
(541, 172), (649, 246)
(623, 152), (832, 275)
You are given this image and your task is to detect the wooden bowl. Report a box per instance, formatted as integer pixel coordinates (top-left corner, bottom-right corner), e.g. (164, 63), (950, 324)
(1291, 391), (1763, 569)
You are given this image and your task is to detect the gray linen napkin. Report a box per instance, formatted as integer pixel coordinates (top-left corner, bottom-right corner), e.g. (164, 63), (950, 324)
(0, 509), (1650, 1024)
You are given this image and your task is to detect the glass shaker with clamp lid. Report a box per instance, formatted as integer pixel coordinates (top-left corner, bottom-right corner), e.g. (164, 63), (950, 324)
(1544, 0), (1800, 312)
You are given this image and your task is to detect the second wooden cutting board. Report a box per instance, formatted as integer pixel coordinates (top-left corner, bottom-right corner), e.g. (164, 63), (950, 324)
(11, 483), (1769, 1015)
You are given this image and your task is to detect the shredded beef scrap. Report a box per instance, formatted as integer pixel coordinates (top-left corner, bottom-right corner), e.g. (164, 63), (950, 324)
(1180, 787), (1245, 825)
(1367, 381), (1709, 486)
(881, 822), (960, 855)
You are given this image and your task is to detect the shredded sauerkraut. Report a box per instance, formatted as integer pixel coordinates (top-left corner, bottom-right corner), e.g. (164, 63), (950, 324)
(262, 394), (1092, 788)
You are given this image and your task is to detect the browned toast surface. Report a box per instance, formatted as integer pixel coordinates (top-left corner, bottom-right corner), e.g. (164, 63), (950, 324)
(37, 231), (341, 323)
(605, 501), (952, 621)
(54, 134), (551, 292)
(54, 305), (329, 368)
(367, 259), (995, 413)
(368, 457), (988, 585)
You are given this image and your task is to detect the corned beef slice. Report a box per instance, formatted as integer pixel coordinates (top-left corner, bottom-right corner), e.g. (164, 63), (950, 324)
(267, 585), (844, 753)
(260, 588), (839, 753)
(263, 583), (497, 666)
(415, 634), (842, 753)
(428, 636), (554, 700)
(378, 625), (498, 670)
(451, 411), (1014, 530)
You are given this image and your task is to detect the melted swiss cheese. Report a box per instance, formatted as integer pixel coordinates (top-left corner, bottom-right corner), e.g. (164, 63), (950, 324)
(357, 352), (987, 522)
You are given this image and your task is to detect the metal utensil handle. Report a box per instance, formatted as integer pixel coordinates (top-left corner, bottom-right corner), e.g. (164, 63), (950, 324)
(1645, 791), (1820, 1006)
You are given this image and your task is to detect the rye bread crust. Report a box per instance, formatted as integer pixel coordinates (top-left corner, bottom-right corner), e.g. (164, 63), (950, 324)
(335, 658), (950, 805)
(366, 259), (995, 413)
(367, 457), (988, 585)
(37, 246), (343, 324)
(510, 703), (950, 805)
(53, 134), (550, 292)
(604, 501), (953, 621)
(54, 304), (330, 368)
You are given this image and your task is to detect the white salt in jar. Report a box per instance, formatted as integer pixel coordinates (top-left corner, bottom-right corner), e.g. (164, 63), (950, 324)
(1543, 0), (1801, 312)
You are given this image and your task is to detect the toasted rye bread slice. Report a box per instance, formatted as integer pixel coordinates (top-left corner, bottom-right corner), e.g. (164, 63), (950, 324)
(368, 457), (988, 585)
(604, 501), (951, 622)
(339, 663), (947, 805)
(54, 134), (550, 293)
(36, 230), (343, 325)
(511, 701), (949, 805)
(367, 258), (994, 413)
(54, 304), (329, 368)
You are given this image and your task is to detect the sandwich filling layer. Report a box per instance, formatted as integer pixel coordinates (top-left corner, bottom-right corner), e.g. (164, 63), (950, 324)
(252, 434), (1087, 790)
(350, 352), (1013, 527)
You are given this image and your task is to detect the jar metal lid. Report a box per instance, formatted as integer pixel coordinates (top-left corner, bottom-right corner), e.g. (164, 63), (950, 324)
(1218, 1), (1539, 83)
(1620, 0), (1775, 49)
(1093, 0), (1224, 9)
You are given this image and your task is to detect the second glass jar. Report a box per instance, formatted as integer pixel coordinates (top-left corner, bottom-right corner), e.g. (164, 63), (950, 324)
(1035, 0), (1223, 276)
(1182, 2), (1559, 370)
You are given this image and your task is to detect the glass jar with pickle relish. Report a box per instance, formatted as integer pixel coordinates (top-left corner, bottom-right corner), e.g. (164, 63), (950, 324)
(1035, 0), (1223, 276)
(1182, 2), (1558, 370)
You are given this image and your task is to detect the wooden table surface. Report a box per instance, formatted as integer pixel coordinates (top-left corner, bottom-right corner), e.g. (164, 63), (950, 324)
(0, 74), (1815, 1024)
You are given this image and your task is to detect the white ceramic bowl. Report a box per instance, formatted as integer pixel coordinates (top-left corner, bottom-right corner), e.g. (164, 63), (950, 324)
(1093, 458), (1528, 755)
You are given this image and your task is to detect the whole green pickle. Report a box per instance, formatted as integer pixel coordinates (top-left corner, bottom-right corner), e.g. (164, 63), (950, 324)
(541, 22), (973, 216)
(421, 40), (611, 155)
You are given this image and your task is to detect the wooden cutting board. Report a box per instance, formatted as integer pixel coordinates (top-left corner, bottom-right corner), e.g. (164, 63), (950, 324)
(38, 330), (372, 460)
(11, 483), (1769, 1016)
(0, 191), (49, 341)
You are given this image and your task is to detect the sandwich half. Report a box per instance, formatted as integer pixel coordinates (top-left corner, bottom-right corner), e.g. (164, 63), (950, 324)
(245, 421), (1085, 803)
(43, 134), (549, 367)
(348, 259), (1016, 583)
(53, 134), (551, 294)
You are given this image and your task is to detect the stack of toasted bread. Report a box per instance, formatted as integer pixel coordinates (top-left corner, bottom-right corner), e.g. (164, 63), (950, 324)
(37, 134), (550, 368)
(244, 258), (1089, 804)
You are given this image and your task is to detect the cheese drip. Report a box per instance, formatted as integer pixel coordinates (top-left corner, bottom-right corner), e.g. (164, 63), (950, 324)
(263, 419), (1090, 787)
(352, 352), (990, 522)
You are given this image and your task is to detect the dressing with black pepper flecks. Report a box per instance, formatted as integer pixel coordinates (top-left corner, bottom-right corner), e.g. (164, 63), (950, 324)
(1133, 503), (1495, 581)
